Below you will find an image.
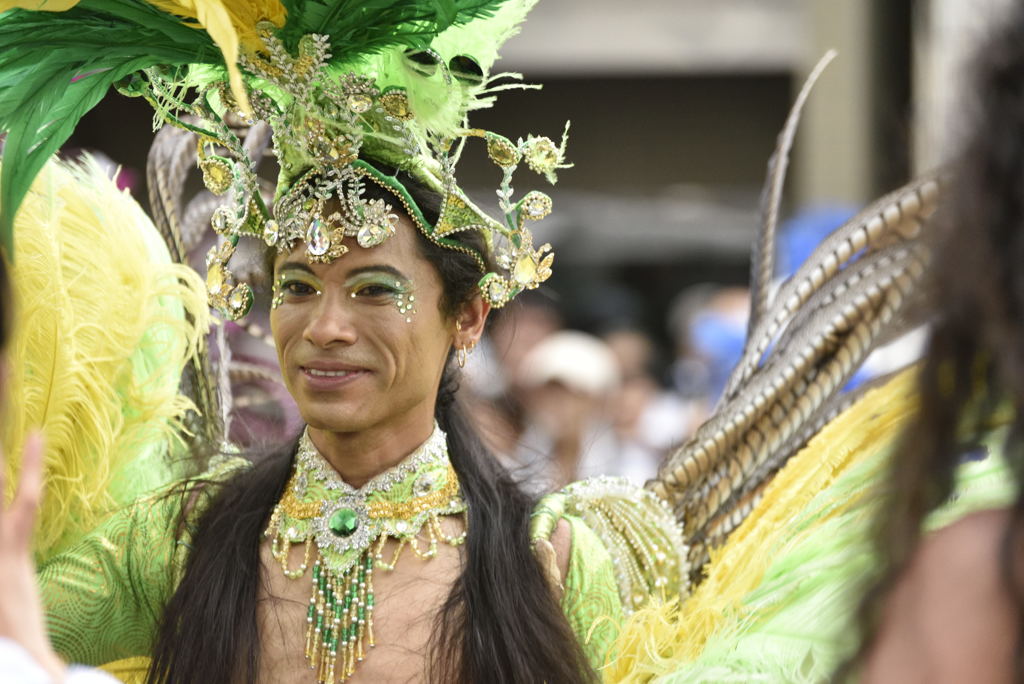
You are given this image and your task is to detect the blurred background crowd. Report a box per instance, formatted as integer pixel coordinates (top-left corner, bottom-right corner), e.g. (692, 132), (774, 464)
(62, 0), (1007, 490)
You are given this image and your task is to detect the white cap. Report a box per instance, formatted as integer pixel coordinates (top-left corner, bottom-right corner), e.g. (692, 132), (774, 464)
(517, 331), (620, 396)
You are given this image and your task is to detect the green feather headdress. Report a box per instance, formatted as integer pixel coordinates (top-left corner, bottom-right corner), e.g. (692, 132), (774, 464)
(0, 0), (568, 317)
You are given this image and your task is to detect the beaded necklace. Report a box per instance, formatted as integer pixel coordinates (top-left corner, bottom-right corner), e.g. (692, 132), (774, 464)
(264, 424), (467, 683)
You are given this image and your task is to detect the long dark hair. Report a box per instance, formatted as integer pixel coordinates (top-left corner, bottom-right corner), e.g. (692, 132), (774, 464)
(147, 169), (595, 683)
(849, 3), (1024, 677)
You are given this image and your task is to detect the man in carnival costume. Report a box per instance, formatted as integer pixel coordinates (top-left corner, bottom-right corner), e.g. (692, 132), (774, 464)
(0, 1), (687, 682)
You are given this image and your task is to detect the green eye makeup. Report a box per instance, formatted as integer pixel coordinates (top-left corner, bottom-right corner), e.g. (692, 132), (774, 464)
(347, 275), (417, 322)
(271, 269), (417, 322)
(271, 271), (323, 309)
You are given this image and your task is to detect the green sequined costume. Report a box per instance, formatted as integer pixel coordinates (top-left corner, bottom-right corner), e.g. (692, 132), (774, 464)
(40, 456), (682, 675)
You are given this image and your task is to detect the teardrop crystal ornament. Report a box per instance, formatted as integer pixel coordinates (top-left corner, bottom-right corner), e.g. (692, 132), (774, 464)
(306, 218), (329, 257)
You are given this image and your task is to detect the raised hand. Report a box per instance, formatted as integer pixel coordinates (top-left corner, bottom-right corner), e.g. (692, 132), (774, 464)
(0, 432), (66, 681)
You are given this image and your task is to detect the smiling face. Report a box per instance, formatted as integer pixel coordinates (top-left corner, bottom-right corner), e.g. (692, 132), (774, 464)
(270, 214), (459, 438)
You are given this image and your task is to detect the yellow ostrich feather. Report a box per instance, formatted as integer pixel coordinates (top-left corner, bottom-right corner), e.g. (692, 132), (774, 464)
(603, 370), (922, 683)
(144, 0), (287, 112)
(2, 155), (209, 564)
(143, 0), (288, 50)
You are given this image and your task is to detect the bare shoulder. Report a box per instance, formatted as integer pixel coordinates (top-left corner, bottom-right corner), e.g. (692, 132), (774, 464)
(920, 508), (1010, 565)
(863, 508), (1018, 684)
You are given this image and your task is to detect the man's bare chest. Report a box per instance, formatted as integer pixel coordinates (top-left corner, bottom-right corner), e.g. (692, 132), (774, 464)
(255, 526), (465, 683)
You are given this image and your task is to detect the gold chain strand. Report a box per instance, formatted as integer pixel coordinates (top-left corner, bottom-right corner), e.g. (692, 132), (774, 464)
(407, 520), (439, 560)
(266, 505), (315, 579)
(431, 513), (469, 547)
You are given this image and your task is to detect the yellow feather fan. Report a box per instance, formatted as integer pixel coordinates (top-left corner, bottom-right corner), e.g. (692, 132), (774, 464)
(2, 155), (209, 564)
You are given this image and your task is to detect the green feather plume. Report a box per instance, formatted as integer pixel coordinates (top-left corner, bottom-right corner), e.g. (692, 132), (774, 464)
(0, 0), (220, 256)
(276, 0), (503, 56)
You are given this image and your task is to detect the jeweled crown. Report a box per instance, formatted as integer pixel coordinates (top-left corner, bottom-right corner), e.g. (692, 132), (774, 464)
(168, 21), (568, 319)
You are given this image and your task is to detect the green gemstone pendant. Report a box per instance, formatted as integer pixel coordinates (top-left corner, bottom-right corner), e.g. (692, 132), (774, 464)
(329, 508), (359, 537)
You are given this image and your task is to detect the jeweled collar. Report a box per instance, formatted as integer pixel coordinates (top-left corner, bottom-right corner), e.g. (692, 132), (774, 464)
(268, 423), (466, 576)
(293, 423), (450, 496)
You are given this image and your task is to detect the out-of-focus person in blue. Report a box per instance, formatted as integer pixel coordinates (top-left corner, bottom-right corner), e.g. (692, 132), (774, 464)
(667, 284), (749, 431)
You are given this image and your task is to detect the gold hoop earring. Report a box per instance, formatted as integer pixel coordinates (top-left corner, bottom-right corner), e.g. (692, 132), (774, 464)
(457, 345), (468, 369)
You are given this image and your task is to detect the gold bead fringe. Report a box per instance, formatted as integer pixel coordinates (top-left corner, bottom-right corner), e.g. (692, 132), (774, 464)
(306, 552), (376, 683)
